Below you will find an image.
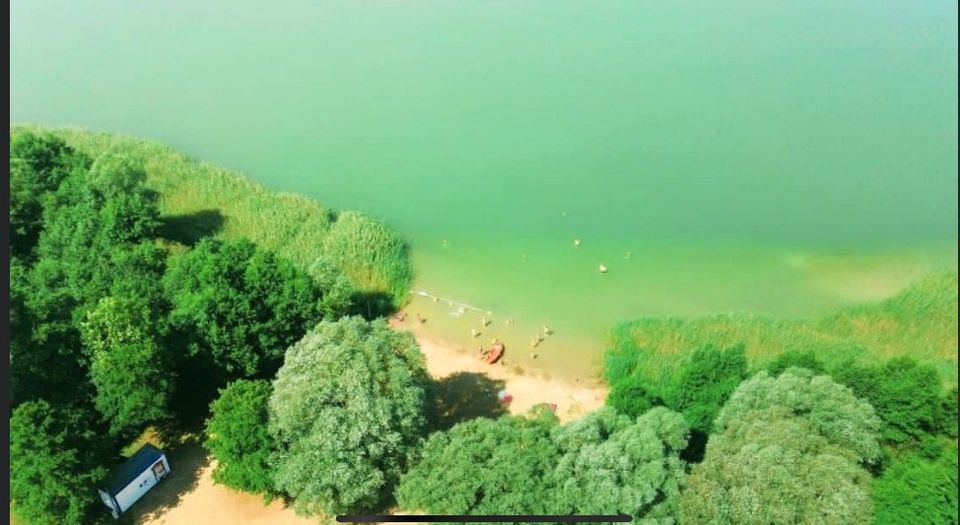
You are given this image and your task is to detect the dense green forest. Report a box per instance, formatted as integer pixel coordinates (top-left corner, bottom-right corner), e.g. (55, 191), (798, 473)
(8, 130), (958, 525)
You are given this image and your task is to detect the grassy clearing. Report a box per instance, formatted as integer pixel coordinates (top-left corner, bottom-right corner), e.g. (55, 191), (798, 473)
(10, 125), (413, 305)
(607, 272), (958, 388)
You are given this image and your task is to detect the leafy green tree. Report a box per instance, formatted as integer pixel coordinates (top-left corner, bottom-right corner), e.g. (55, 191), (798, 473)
(939, 386), (958, 438)
(10, 256), (37, 406)
(15, 240), (168, 406)
(766, 349), (825, 376)
(9, 132), (90, 259)
(397, 410), (561, 516)
(308, 256), (357, 318)
(399, 406), (689, 522)
(682, 411), (876, 525)
(606, 375), (659, 418)
(12, 150), (168, 407)
(269, 317), (429, 515)
(10, 400), (112, 525)
(81, 296), (172, 436)
(205, 379), (277, 497)
(662, 344), (748, 434)
(716, 369), (882, 463)
(164, 239), (330, 377)
(680, 369), (883, 524)
(551, 407), (688, 522)
(832, 357), (948, 445)
(84, 152), (161, 245)
(607, 344), (746, 437)
(872, 445), (958, 525)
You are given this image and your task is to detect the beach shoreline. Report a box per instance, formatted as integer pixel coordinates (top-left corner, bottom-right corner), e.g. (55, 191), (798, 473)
(391, 319), (608, 424)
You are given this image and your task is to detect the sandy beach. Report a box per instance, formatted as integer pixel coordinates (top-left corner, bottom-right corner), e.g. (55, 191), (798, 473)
(399, 321), (608, 423)
(128, 325), (607, 525)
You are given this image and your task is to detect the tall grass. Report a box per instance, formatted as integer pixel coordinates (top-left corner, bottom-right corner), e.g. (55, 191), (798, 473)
(10, 125), (413, 306)
(607, 272), (959, 388)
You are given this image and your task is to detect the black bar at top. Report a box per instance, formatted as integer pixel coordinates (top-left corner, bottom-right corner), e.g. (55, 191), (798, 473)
(336, 515), (632, 523)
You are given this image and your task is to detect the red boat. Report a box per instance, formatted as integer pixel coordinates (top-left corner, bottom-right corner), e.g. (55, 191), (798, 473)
(486, 342), (505, 364)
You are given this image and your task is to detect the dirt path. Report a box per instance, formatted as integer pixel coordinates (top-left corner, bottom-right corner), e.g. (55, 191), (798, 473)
(131, 327), (607, 525)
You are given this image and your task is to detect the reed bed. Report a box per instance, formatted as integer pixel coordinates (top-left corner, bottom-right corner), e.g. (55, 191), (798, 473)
(607, 272), (958, 388)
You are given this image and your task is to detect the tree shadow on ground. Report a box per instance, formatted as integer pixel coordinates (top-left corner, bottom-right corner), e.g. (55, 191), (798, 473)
(428, 372), (508, 431)
(350, 290), (397, 320)
(158, 209), (225, 246)
(168, 354), (225, 431)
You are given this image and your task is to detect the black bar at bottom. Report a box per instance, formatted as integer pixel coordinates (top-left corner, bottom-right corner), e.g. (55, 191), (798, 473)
(336, 515), (632, 523)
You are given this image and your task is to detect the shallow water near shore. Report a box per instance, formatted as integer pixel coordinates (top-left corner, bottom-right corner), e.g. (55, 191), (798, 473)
(11, 1), (958, 380)
(406, 238), (957, 379)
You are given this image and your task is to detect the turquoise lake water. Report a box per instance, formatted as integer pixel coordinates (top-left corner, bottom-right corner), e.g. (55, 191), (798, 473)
(11, 1), (958, 378)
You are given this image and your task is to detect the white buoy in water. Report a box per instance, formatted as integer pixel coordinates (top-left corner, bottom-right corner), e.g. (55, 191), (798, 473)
(599, 264), (608, 273)
(573, 238), (582, 247)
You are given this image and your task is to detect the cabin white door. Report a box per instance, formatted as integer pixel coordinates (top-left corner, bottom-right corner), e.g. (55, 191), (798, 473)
(140, 469), (159, 493)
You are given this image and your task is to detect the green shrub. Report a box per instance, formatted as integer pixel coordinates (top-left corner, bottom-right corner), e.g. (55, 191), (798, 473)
(206, 380), (277, 498)
(832, 357), (950, 446)
(662, 344), (749, 434)
(872, 446), (958, 525)
(10, 401), (112, 525)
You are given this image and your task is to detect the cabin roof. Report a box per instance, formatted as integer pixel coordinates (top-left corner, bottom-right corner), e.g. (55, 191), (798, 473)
(103, 443), (165, 495)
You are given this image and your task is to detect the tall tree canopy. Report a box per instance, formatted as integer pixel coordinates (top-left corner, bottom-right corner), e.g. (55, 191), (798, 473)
(551, 406), (689, 522)
(205, 379), (277, 497)
(398, 406), (689, 523)
(682, 410), (876, 524)
(11, 143), (167, 407)
(397, 409), (562, 516)
(10, 400), (112, 525)
(269, 317), (429, 515)
(164, 239), (334, 377)
(681, 369), (882, 524)
(714, 368), (882, 463)
(831, 356), (951, 446)
(80, 296), (173, 436)
(872, 445), (958, 525)
(9, 132), (90, 259)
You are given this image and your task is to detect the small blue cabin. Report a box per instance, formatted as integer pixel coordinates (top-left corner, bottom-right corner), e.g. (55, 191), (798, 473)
(98, 443), (171, 519)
